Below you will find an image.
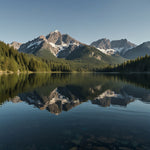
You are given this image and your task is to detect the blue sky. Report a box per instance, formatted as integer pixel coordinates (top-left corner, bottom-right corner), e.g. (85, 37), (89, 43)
(0, 0), (150, 45)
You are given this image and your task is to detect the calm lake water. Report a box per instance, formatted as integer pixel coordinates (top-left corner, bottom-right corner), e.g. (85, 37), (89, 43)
(0, 73), (150, 150)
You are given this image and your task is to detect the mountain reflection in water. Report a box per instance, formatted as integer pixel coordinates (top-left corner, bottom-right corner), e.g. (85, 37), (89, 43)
(0, 73), (150, 150)
(1, 73), (150, 115)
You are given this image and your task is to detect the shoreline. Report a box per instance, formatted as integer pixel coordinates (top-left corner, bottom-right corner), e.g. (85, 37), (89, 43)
(1, 70), (150, 75)
(0, 70), (94, 75)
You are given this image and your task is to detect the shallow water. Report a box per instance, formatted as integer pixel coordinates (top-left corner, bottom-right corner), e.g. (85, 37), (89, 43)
(0, 73), (150, 150)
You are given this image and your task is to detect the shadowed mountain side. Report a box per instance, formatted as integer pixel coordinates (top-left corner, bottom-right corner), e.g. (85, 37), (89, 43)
(123, 41), (150, 59)
(66, 45), (125, 65)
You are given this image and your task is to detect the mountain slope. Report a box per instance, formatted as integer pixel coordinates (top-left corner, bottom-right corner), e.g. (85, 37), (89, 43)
(0, 41), (125, 72)
(111, 39), (136, 55)
(18, 30), (82, 59)
(0, 41), (71, 72)
(123, 41), (150, 59)
(9, 41), (22, 50)
(66, 45), (125, 65)
(91, 38), (111, 49)
(91, 38), (136, 56)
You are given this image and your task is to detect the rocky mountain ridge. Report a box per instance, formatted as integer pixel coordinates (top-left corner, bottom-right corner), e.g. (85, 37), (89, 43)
(91, 38), (136, 56)
(9, 30), (150, 60)
(18, 30), (83, 58)
(9, 41), (22, 50)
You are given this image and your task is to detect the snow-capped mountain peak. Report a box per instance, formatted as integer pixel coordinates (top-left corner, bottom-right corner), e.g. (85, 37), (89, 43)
(18, 30), (82, 58)
(54, 30), (59, 33)
(91, 38), (136, 56)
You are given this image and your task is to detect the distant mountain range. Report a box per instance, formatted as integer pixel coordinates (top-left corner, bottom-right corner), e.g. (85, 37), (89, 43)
(91, 38), (136, 56)
(9, 30), (150, 61)
(123, 41), (150, 59)
(9, 41), (22, 50)
(91, 39), (150, 59)
(9, 30), (124, 65)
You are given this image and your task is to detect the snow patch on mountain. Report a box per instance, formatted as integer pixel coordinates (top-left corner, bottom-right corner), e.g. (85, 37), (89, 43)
(97, 48), (116, 55)
(18, 30), (82, 58)
(113, 47), (135, 55)
(48, 41), (80, 56)
(49, 42), (57, 48)
(113, 47), (124, 52)
(91, 38), (136, 56)
(54, 30), (59, 33)
(27, 41), (42, 49)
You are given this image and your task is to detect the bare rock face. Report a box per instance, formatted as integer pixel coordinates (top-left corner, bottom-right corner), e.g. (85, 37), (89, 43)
(18, 30), (82, 58)
(111, 39), (136, 55)
(46, 30), (62, 45)
(90, 38), (136, 56)
(18, 36), (45, 54)
(16, 30), (125, 62)
(91, 38), (111, 49)
(9, 41), (22, 50)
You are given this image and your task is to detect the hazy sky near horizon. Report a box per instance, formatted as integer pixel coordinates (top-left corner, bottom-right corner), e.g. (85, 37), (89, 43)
(0, 0), (150, 45)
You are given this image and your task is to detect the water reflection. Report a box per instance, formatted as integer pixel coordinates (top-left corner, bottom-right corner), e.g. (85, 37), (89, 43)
(0, 73), (150, 150)
(1, 73), (150, 115)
